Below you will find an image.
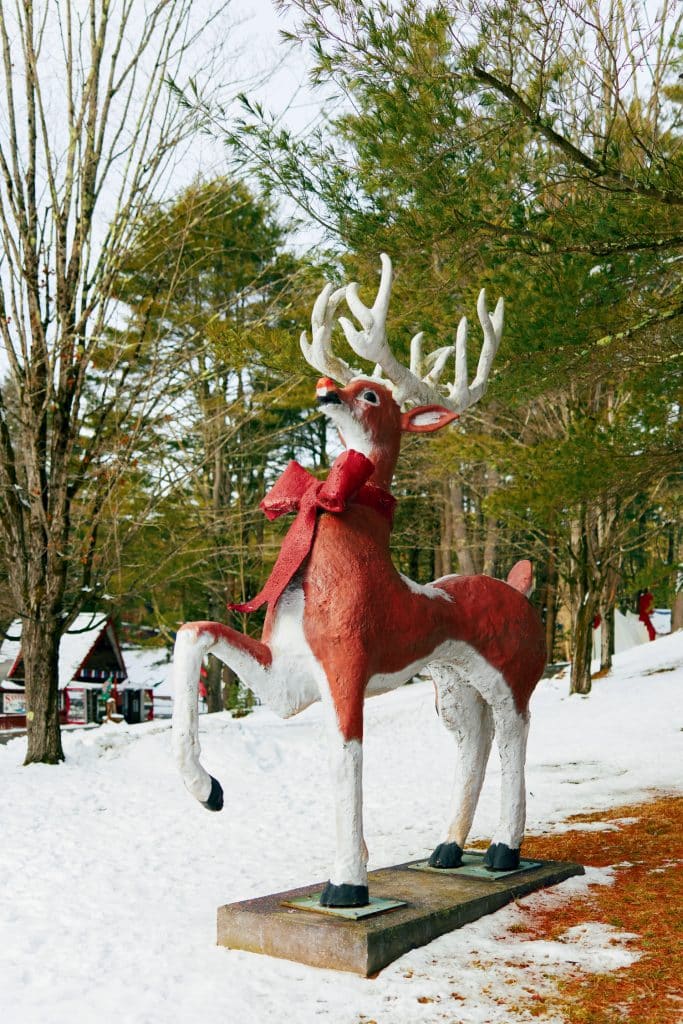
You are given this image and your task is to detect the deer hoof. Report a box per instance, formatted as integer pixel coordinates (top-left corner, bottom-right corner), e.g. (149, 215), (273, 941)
(483, 843), (520, 871)
(320, 882), (370, 908)
(201, 776), (224, 812)
(428, 841), (463, 868)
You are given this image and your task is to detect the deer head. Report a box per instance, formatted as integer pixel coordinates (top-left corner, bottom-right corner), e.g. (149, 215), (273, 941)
(300, 254), (504, 488)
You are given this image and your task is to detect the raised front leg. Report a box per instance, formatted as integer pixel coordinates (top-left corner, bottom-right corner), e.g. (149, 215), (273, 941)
(319, 685), (369, 907)
(172, 622), (272, 808)
(172, 618), (317, 811)
(429, 674), (494, 868)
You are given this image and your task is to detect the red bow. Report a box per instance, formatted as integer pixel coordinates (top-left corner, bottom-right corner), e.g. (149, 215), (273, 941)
(230, 450), (395, 613)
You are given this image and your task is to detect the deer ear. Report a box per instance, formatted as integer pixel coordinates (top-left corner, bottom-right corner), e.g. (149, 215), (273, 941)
(401, 405), (459, 433)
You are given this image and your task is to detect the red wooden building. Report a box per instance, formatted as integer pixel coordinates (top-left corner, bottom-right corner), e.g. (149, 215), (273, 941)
(0, 613), (153, 731)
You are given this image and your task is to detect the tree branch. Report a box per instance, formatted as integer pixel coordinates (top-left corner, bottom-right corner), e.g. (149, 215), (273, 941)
(470, 64), (683, 207)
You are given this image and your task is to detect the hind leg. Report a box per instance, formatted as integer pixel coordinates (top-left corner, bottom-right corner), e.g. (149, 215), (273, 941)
(429, 671), (494, 868)
(483, 694), (530, 871)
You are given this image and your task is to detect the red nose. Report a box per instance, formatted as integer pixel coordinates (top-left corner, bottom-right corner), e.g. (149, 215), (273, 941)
(316, 377), (337, 393)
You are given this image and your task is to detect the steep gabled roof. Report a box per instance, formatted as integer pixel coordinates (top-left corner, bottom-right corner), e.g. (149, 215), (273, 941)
(121, 645), (173, 694)
(0, 613), (126, 689)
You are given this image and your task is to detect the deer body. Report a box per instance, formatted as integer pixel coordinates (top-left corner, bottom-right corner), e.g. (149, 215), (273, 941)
(172, 257), (546, 907)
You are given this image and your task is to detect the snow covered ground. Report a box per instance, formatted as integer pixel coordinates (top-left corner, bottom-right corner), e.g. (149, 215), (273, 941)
(1, 632), (681, 1024)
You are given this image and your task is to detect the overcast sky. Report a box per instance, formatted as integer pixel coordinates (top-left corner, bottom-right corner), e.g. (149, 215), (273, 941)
(181, 0), (328, 252)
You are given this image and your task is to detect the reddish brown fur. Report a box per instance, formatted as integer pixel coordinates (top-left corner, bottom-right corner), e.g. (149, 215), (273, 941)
(299, 380), (546, 742)
(196, 381), (545, 744)
(325, 378), (403, 490)
(302, 505), (545, 741)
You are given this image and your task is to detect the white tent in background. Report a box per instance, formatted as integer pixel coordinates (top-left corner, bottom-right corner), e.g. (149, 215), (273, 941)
(592, 608), (670, 662)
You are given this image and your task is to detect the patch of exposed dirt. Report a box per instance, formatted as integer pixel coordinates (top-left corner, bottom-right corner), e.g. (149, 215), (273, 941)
(510, 794), (683, 1023)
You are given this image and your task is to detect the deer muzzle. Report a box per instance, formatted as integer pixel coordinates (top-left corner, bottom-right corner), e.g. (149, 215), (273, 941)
(316, 377), (342, 405)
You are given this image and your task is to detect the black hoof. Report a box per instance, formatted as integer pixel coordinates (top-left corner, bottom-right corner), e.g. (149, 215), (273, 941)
(428, 841), (464, 869)
(201, 776), (224, 812)
(483, 842), (520, 871)
(319, 881), (370, 908)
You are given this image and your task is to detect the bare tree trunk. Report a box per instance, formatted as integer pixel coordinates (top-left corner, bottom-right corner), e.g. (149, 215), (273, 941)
(481, 467), (499, 576)
(600, 605), (615, 671)
(205, 653), (223, 714)
(599, 562), (620, 672)
(542, 540), (558, 663)
(569, 509), (599, 695)
(433, 540), (443, 581)
(482, 517), (498, 577)
(672, 535), (683, 630)
(570, 592), (599, 695)
(439, 478), (453, 577)
(23, 616), (64, 765)
(672, 584), (683, 632)
(450, 480), (477, 575)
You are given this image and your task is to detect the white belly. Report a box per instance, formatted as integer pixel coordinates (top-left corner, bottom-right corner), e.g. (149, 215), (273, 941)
(266, 584), (321, 717)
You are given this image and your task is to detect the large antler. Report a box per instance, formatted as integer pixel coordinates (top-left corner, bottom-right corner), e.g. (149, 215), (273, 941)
(339, 253), (504, 413)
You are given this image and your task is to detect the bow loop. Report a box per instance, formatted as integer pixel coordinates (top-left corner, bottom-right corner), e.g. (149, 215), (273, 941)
(318, 449), (376, 511)
(230, 450), (392, 614)
(259, 460), (319, 521)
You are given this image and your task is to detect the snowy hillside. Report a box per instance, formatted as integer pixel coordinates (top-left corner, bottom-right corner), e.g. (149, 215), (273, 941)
(1, 632), (681, 1024)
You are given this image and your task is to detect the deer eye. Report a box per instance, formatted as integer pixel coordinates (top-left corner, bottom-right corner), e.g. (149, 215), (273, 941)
(361, 389), (379, 404)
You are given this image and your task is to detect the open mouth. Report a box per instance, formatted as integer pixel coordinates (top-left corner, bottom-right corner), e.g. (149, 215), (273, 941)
(316, 392), (342, 406)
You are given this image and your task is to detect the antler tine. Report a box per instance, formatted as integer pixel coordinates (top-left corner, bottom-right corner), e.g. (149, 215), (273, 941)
(409, 332), (456, 388)
(423, 344), (456, 386)
(339, 252), (395, 364)
(339, 254), (430, 403)
(300, 282), (356, 384)
(449, 316), (470, 408)
(472, 290), (504, 392)
(444, 291), (503, 411)
(409, 332), (424, 378)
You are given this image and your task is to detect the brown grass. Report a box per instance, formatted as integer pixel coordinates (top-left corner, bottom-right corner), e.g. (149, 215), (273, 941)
(507, 794), (683, 1023)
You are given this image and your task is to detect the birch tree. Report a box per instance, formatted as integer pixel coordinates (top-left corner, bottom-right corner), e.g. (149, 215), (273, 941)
(0, 0), (229, 764)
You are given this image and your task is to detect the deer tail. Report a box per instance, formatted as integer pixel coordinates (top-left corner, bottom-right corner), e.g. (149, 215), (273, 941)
(507, 559), (534, 598)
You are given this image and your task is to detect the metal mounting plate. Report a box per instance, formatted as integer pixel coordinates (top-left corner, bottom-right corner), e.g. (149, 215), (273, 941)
(409, 850), (543, 880)
(280, 893), (407, 920)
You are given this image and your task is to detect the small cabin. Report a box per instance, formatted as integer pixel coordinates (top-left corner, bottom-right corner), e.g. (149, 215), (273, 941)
(0, 613), (153, 731)
(122, 645), (174, 719)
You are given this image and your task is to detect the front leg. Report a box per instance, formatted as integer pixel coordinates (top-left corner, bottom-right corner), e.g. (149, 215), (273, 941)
(172, 622), (273, 807)
(319, 688), (369, 907)
(172, 618), (317, 809)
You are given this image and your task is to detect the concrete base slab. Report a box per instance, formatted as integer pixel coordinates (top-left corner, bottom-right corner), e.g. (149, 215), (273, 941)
(217, 855), (584, 976)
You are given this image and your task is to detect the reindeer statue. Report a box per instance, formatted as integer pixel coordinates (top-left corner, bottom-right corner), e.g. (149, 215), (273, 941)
(172, 254), (546, 908)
